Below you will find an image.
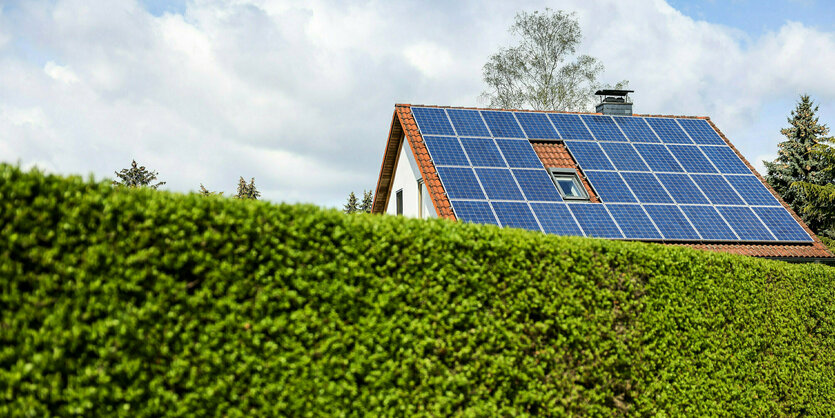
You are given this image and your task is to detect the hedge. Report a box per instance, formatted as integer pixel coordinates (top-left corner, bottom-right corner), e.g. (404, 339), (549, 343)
(1, 163), (834, 416)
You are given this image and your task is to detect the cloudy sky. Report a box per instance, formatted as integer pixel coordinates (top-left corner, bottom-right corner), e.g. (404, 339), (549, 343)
(1, 0), (834, 207)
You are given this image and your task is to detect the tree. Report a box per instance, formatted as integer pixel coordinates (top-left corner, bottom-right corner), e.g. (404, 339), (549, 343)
(480, 9), (627, 112)
(113, 160), (166, 189)
(344, 192), (359, 214)
(198, 184), (223, 197)
(359, 190), (373, 213)
(764, 95), (834, 233)
(345, 190), (373, 214)
(235, 177), (260, 200)
(789, 138), (835, 240)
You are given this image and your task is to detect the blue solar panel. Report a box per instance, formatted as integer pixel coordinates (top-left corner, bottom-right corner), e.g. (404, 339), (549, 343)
(411, 107), (455, 135)
(699, 146), (750, 174)
(564, 141), (614, 170)
(613, 116), (660, 143)
(644, 204), (701, 240)
(530, 203), (583, 236)
(495, 139), (544, 168)
(480, 111), (526, 138)
(646, 118), (693, 144)
(423, 136), (470, 166)
(450, 200), (498, 225)
(600, 142), (650, 171)
(677, 118), (725, 145)
(585, 171), (637, 203)
(581, 114), (628, 141)
(446, 108), (490, 136)
(606, 204), (662, 239)
(655, 173), (709, 204)
(549, 113), (594, 140)
(513, 169), (562, 202)
(435, 167), (485, 199)
(475, 168), (524, 200)
(514, 112), (559, 139)
(459, 137), (506, 167)
(620, 172), (673, 203)
(690, 174), (745, 205)
(725, 175), (780, 206)
(491, 201), (541, 231)
(567, 203), (623, 238)
(717, 206), (775, 241)
(633, 143), (684, 172)
(667, 145), (717, 173)
(752, 207), (813, 242)
(679, 205), (738, 240)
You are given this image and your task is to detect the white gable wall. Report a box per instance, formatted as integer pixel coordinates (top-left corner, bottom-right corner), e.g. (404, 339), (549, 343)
(386, 138), (436, 218)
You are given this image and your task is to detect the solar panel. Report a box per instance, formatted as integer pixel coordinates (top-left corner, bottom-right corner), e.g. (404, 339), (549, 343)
(613, 116), (660, 143)
(459, 137), (506, 167)
(646, 117), (693, 144)
(495, 139), (544, 168)
(475, 168), (524, 200)
(514, 112), (559, 139)
(446, 108), (490, 137)
(643, 204), (701, 240)
(717, 206), (775, 241)
(634, 143), (684, 172)
(491, 201), (541, 231)
(423, 136), (470, 166)
(699, 146), (750, 174)
(450, 200), (498, 225)
(690, 174), (745, 205)
(411, 107), (455, 135)
(435, 167), (485, 199)
(480, 111), (526, 138)
(655, 173), (710, 204)
(725, 175), (780, 206)
(549, 113), (594, 140)
(580, 114), (628, 141)
(676, 118), (725, 145)
(567, 203), (623, 238)
(530, 203), (584, 236)
(606, 204), (662, 239)
(599, 142), (650, 171)
(679, 205), (738, 240)
(667, 145), (717, 173)
(752, 207), (813, 242)
(513, 169), (562, 202)
(620, 172), (674, 203)
(563, 141), (614, 170)
(585, 171), (637, 203)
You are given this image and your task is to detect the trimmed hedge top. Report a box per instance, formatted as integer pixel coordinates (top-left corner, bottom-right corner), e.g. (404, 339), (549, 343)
(1, 164), (834, 416)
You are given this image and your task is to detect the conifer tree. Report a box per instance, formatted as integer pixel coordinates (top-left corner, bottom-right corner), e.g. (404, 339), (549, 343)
(764, 95), (833, 219)
(344, 192), (359, 214)
(359, 190), (373, 213)
(113, 160), (166, 189)
(790, 138), (835, 239)
(235, 177), (260, 200)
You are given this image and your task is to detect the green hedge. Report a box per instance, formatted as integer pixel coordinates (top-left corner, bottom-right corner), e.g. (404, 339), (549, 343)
(1, 164), (834, 416)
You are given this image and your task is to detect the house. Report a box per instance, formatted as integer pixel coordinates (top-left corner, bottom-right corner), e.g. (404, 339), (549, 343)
(371, 91), (834, 263)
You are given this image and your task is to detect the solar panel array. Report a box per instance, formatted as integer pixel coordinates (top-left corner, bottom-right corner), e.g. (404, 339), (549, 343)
(410, 106), (813, 243)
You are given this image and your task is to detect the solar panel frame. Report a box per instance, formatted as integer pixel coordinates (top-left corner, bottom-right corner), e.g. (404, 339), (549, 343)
(667, 145), (718, 173)
(514, 112), (560, 139)
(752, 207), (813, 242)
(480, 110), (526, 138)
(450, 200), (499, 225)
(585, 171), (638, 203)
(512, 169), (563, 202)
(717, 206), (776, 241)
(613, 116), (661, 143)
(423, 136), (471, 166)
(633, 143), (685, 172)
(491, 201), (541, 231)
(495, 139), (545, 169)
(676, 118), (725, 145)
(475, 168), (525, 200)
(530, 202), (584, 236)
(567, 203), (624, 238)
(580, 114), (628, 142)
(620, 172), (674, 203)
(690, 174), (745, 205)
(645, 117), (694, 144)
(679, 205), (738, 240)
(435, 166), (486, 200)
(411, 107), (455, 136)
(459, 137), (506, 167)
(599, 142), (650, 171)
(605, 204), (662, 239)
(655, 173), (710, 204)
(725, 175), (781, 206)
(643, 204), (701, 240)
(563, 141), (615, 170)
(699, 146), (751, 174)
(445, 108), (491, 137)
(549, 113), (595, 140)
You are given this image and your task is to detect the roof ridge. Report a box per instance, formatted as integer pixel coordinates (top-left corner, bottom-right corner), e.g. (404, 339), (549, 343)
(394, 103), (709, 119)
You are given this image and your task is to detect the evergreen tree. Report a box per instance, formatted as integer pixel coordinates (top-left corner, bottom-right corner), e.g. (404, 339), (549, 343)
(113, 160), (166, 189)
(235, 177), (260, 200)
(359, 190), (373, 213)
(790, 138), (835, 238)
(764, 95), (833, 220)
(344, 192), (359, 214)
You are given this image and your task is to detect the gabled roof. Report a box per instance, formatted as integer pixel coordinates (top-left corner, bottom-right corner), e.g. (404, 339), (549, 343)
(373, 104), (834, 261)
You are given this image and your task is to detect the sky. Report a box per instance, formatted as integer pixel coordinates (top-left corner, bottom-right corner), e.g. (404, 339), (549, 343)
(1, 0), (834, 208)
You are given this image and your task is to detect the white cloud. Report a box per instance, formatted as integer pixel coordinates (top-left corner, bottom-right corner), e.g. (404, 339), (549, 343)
(43, 61), (79, 83)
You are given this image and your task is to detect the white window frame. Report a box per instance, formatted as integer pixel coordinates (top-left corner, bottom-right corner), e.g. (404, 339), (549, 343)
(417, 179), (424, 218)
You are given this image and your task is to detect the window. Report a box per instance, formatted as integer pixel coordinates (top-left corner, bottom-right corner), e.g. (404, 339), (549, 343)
(417, 179), (424, 218)
(396, 189), (403, 215)
(549, 168), (590, 200)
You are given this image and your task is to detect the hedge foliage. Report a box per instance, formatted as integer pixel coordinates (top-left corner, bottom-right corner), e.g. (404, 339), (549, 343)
(2, 164), (835, 416)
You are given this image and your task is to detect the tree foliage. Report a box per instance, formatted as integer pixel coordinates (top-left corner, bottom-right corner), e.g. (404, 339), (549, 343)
(234, 177), (260, 200)
(198, 184), (223, 197)
(345, 190), (373, 214)
(765, 95), (835, 235)
(112, 160), (165, 189)
(481, 9), (627, 111)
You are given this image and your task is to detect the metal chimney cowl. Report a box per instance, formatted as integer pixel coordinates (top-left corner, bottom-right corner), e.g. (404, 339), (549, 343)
(594, 89), (634, 116)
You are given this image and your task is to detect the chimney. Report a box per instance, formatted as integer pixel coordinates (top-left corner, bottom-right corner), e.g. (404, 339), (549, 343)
(595, 89), (634, 116)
